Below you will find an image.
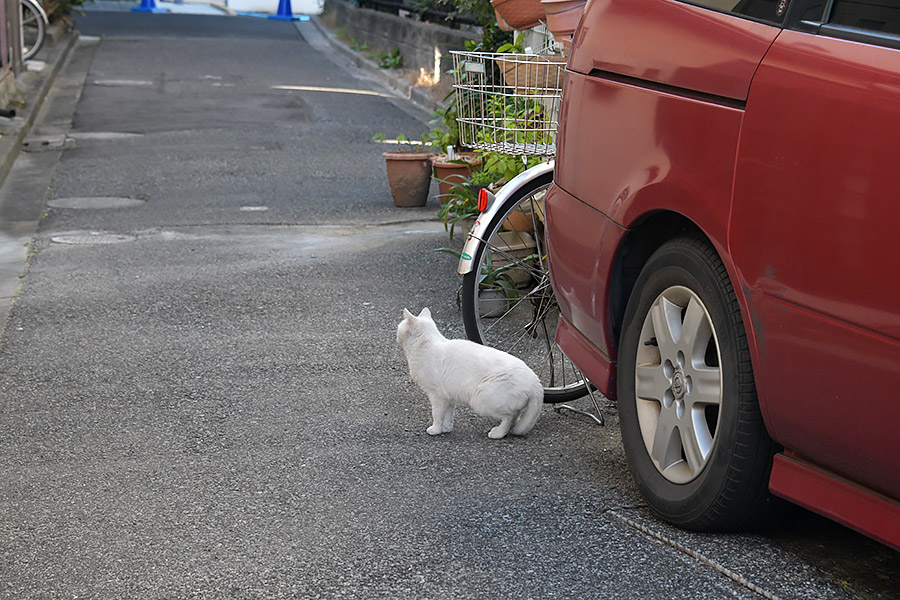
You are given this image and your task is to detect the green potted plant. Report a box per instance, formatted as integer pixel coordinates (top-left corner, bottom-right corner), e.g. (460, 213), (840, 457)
(433, 151), (483, 201)
(436, 169), (498, 239)
(475, 251), (521, 318)
(435, 245), (523, 318)
(421, 98), (484, 201)
(375, 134), (435, 208)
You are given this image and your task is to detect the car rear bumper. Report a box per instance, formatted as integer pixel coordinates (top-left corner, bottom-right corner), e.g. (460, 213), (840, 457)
(546, 182), (625, 398)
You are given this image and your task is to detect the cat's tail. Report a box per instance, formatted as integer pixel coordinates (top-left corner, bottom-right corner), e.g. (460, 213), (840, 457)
(510, 378), (543, 436)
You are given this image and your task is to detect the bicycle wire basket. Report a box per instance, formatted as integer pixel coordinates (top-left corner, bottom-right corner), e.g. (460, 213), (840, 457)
(451, 51), (565, 157)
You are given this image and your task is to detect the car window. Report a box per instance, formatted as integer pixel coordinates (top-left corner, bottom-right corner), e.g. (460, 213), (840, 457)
(797, 1), (828, 21)
(681, 0), (789, 24)
(803, 0), (900, 50)
(830, 0), (900, 34)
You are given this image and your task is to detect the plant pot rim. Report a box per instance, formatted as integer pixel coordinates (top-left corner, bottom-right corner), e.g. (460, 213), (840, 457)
(382, 150), (435, 160)
(432, 152), (482, 166)
(540, 0), (585, 6)
(491, 0), (544, 30)
(543, 0), (585, 15)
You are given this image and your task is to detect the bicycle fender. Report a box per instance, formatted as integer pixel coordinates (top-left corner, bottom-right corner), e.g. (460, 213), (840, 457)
(457, 161), (554, 275)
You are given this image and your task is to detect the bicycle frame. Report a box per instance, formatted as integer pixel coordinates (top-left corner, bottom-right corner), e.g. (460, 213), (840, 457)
(456, 160), (554, 276)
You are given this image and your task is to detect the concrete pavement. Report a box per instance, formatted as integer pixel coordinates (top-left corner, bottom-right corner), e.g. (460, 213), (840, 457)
(0, 11), (897, 600)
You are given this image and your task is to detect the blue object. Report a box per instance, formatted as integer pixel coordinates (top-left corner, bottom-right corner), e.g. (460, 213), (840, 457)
(132, 0), (168, 12)
(236, 10), (309, 19)
(268, 0), (301, 20)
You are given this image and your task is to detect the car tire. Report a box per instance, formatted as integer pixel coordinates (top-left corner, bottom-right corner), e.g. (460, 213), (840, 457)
(617, 235), (779, 531)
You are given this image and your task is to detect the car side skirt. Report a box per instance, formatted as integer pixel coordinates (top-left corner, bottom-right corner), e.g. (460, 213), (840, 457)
(769, 452), (900, 552)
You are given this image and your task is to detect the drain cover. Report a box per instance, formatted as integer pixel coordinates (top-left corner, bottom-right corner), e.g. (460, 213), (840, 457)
(48, 197), (145, 209)
(51, 232), (137, 245)
(93, 79), (154, 87)
(22, 135), (75, 152)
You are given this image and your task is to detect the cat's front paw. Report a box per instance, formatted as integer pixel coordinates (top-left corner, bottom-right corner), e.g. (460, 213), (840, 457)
(427, 425), (443, 436)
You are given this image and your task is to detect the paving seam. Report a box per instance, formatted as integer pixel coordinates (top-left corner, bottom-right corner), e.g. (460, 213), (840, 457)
(608, 509), (782, 600)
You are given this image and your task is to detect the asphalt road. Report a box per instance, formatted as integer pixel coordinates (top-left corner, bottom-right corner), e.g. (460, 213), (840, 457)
(0, 11), (897, 600)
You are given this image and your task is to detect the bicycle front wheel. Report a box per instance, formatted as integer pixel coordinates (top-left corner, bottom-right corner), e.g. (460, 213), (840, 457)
(461, 171), (588, 403)
(20, 0), (47, 61)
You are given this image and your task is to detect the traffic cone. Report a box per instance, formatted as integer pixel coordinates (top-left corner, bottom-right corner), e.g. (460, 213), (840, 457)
(268, 0), (299, 20)
(132, 0), (167, 12)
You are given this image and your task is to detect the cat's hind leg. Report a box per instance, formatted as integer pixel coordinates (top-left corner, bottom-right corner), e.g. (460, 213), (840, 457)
(488, 416), (515, 439)
(427, 395), (452, 435)
(441, 405), (454, 433)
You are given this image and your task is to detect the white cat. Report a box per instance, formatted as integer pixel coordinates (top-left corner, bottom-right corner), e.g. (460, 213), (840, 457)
(397, 307), (543, 439)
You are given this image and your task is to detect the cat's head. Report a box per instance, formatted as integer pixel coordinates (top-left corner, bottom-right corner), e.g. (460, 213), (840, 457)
(397, 307), (432, 345)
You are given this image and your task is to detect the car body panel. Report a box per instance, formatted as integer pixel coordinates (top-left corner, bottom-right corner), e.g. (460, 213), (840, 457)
(554, 70), (744, 239)
(568, 0), (779, 100)
(553, 0), (768, 394)
(730, 29), (900, 501)
(545, 182), (624, 384)
(769, 453), (900, 552)
(548, 0), (900, 548)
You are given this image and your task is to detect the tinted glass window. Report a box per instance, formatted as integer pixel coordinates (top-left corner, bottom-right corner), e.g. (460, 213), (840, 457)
(684, 0), (788, 24)
(799, 1), (828, 21)
(830, 1), (900, 34)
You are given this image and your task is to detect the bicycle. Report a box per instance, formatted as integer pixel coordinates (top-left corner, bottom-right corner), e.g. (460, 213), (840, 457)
(450, 50), (602, 420)
(20, 0), (49, 61)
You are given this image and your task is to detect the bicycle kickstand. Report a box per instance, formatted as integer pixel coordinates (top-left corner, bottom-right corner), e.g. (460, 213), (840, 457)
(553, 366), (605, 426)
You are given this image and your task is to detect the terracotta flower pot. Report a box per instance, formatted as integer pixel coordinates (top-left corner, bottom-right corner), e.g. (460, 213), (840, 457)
(432, 152), (482, 200)
(541, 0), (586, 45)
(491, 0), (544, 30)
(382, 150), (434, 208)
(503, 207), (535, 232)
(493, 7), (514, 31)
(502, 189), (545, 231)
(498, 55), (567, 94)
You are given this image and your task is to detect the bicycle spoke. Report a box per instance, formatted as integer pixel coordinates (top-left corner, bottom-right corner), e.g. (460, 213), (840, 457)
(476, 239), (546, 280)
(480, 277), (554, 336)
(463, 174), (588, 401)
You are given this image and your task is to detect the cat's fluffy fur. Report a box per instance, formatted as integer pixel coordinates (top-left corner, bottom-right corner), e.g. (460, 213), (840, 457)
(397, 307), (542, 439)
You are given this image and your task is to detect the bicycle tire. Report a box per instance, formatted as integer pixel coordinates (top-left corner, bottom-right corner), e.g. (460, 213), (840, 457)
(20, 0), (47, 61)
(461, 171), (589, 403)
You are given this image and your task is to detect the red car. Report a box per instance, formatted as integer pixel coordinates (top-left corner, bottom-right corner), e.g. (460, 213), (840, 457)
(546, 0), (900, 550)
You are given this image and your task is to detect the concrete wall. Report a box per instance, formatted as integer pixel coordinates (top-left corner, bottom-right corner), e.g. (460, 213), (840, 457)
(320, 0), (480, 103)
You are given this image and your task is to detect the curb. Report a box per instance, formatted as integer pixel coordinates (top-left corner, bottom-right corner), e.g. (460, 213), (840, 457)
(0, 30), (80, 190)
(306, 16), (441, 115)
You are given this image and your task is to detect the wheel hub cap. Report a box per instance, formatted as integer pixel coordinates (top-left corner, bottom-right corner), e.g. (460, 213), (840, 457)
(671, 370), (686, 400)
(634, 286), (723, 484)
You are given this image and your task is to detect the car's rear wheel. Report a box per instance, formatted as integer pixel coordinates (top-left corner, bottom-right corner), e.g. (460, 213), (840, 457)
(617, 235), (779, 531)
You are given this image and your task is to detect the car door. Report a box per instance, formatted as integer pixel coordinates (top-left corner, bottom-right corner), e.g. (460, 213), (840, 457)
(730, 2), (900, 500)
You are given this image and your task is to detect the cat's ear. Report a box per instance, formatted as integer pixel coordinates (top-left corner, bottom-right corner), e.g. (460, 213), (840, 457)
(419, 307), (431, 319)
(403, 308), (415, 320)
